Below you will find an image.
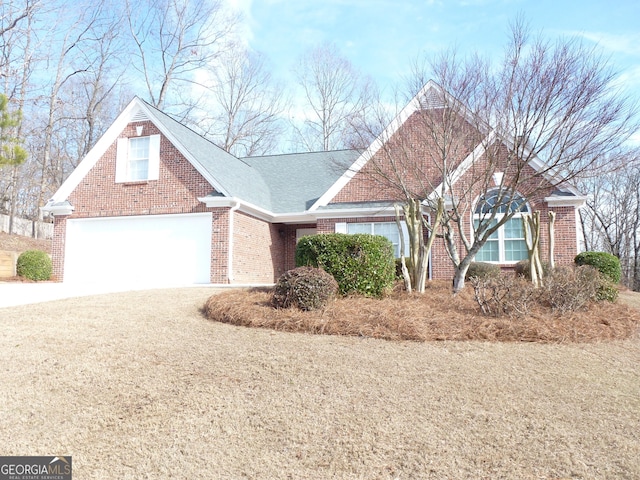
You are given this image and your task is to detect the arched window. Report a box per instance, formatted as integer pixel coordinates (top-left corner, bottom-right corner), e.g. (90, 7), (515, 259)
(473, 190), (530, 263)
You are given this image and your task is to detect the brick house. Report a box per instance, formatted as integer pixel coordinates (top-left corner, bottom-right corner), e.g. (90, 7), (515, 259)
(43, 81), (585, 286)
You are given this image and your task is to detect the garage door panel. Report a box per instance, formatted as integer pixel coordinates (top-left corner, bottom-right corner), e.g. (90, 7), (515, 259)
(64, 213), (212, 285)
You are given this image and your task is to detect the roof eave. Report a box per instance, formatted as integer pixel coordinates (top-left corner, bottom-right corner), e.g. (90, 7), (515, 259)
(544, 195), (587, 208)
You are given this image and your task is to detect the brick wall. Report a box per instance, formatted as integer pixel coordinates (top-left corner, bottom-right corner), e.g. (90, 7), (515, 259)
(52, 120), (237, 283)
(323, 112), (581, 281)
(232, 211), (286, 283)
(51, 216), (67, 281)
(68, 121), (212, 218)
(210, 209), (230, 283)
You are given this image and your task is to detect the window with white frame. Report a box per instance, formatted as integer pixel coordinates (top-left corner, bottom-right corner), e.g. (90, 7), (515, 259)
(115, 134), (160, 182)
(127, 137), (150, 181)
(473, 190), (529, 263)
(341, 222), (409, 258)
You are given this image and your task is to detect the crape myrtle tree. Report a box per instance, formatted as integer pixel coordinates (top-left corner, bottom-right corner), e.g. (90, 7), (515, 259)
(356, 19), (638, 293)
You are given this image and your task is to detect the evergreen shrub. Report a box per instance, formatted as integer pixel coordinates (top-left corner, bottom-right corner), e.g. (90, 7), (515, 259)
(16, 250), (52, 281)
(574, 251), (621, 283)
(295, 233), (395, 297)
(465, 262), (500, 280)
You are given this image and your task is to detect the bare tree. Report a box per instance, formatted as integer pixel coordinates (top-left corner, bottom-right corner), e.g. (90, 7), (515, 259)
(354, 19), (638, 293)
(292, 42), (374, 152)
(188, 49), (287, 157)
(579, 150), (640, 290)
(126, 0), (238, 111)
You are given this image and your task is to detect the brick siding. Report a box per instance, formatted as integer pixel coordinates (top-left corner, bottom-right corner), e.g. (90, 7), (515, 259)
(232, 211), (286, 283)
(324, 112), (580, 281)
(52, 121), (234, 283)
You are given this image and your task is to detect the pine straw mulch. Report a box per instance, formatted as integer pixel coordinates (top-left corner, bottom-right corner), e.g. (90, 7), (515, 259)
(203, 281), (640, 343)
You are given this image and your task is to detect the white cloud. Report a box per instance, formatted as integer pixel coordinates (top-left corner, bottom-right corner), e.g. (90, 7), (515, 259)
(575, 31), (640, 56)
(227, 0), (255, 45)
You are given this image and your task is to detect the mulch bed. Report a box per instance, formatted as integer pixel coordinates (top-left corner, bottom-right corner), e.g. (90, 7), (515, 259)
(203, 281), (640, 343)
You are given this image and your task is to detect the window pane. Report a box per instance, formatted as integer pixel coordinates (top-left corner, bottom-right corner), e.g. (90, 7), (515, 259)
(129, 137), (150, 160)
(474, 219), (498, 239)
(476, 239), (499, 262)
(347, 223), (372, 234)
(374, 223), (400, 257)
(505, 239), (528, 261)
(504, 217), (524, 239)
(128, 137), (150, 180)
(347, 222), (404, 258)
(128, 159), (149, 181)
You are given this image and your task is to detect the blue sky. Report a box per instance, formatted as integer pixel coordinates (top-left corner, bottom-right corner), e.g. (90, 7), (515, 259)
(230, 0), (640, 104)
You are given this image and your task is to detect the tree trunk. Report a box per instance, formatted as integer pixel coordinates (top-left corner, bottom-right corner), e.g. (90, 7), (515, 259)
(415, 197), (444, 292)
(452, 258), (473, 294)
(523, 212), (543, 287)
(394, 203), (412, 293)
(548, 211), (556, 270)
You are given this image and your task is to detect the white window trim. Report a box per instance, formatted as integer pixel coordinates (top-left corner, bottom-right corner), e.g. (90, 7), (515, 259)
(115, 134), (160, 183)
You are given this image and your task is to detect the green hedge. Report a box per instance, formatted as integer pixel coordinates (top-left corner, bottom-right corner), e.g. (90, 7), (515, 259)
(295, 233), (395, 298)
(574, 251), (621, 284)
(16, 250), (52, 281)
(465, 262), (500, 280)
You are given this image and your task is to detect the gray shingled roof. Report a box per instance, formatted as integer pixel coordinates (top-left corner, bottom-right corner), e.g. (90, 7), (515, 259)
(143, 101), (273, 209)
(242, 150), (359, 213)
(143, 100), (358, 214)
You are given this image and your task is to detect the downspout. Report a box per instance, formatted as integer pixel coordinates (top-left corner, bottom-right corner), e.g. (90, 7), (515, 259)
(227, 200), (241, 283)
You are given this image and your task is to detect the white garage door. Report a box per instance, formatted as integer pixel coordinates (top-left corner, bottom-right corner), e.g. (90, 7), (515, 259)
(64, 213), (212, 286)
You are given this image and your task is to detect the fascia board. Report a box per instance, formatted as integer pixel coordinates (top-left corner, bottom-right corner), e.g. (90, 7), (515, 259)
(544, 195), (587, 207)
(311, 205), (397, 219)
(49, 98), (142, 203)
(41, 202), (74, 216)
(198, 197), (402, 224)
(198, 196), (274, 222)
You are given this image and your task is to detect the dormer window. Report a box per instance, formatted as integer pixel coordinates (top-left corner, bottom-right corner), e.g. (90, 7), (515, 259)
(115, 134), (160, 182)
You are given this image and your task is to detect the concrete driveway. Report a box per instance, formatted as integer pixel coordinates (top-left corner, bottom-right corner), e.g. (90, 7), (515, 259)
(0, 282), (145, 308)
(0, 282), (261, 308)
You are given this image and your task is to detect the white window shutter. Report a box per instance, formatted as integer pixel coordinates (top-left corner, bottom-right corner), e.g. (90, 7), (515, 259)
(115, 137), (128, 183)
(148, 134), (161, 180)
(335, 222), (347, 233)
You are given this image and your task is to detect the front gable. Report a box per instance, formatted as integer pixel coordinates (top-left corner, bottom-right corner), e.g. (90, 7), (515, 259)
(68, 120), (215, 218)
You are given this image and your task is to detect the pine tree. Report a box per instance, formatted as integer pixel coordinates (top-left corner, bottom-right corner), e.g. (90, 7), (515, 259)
(0, 94), (27, 166)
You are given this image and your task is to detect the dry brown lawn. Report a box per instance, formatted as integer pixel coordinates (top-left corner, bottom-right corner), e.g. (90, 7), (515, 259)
(0, 231), (51, 254)
(1, 287), (639, 479)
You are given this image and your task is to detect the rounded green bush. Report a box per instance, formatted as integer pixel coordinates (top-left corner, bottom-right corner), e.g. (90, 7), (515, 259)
(271, 266), (339, 311)
(574, 251), (621, 284)
(465, 262), (500, 280)
(16, 249), (52, 281)
(296, 233), (395, 298)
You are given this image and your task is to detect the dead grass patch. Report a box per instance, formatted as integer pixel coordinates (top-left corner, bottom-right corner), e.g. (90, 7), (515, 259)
(0, 231), (51, 253)
(2, 288), (639, 479)
(203, 281), (640, 343)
